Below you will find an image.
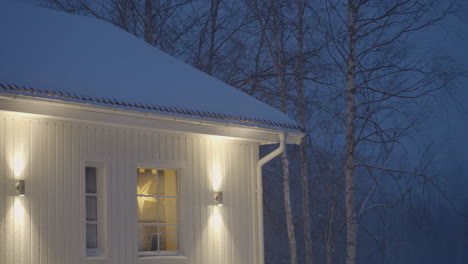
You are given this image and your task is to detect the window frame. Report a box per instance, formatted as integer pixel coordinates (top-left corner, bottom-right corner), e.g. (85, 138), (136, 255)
(135, 163), (183, 258)
(83, 160), (109, 259)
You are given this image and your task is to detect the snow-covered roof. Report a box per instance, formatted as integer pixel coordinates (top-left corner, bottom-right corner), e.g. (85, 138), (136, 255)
(0, 2), (302, 132)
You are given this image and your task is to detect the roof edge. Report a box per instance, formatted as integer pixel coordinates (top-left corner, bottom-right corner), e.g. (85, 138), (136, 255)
(0, 92), (304, 145)
(0, 82), (304, 133)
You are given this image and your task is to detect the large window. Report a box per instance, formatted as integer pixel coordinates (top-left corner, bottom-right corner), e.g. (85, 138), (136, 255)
(137, 168), (179, 255)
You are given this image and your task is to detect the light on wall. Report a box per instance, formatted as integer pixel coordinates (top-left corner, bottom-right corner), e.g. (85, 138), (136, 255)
(16, 179), (26, 196)
(214, 191), (223, 206)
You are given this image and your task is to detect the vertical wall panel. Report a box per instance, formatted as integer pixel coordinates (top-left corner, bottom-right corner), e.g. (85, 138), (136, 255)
(13, 119), (22, 264)
(102, 127), (111, 156)
(95, 126), (103, 155)
(219, 141), (228, 264)
(88, 126), (96, 155)
(200, 138), (208, 264)
(63, 124), (73, 264)
(205, 139), (213, 264)
(137, 130), (144, 160)
(38, 122), (48, 264)
(4, 118), (13, 264)
(55, 124), (64, 264)
(23, 120), (31, 264)
(117, 129), (126, 264)
(167, 136), (174, 160)
(193, 138), (201, 264)
(79, 125), (88, 260)
(225, 142), (233, 263)
(71, 124), (81, 264)
(233, 143), (241, 264)
(30, 120), (40, 264)
(108, 129), (117, 262)
(152, 134), (159, 160)
(0, 117), (5, 264)
(47, 123), (57, 264)
(125, 130), (135, 263)
(0, 112), (261, 264)
(144, 132), (152, 160)
(160, 134), (167, 160)
(184, 137), (193, 260)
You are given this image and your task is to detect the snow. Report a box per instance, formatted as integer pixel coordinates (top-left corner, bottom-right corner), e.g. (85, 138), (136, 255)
(0, 2), (299, 131)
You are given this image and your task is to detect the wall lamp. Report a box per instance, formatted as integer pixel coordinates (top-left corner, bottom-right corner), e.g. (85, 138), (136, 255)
(16, 180), (26, 196)
(214, 191), (223, 206)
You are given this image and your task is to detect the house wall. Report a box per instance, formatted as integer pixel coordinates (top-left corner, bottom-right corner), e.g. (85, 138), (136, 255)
(0, 111), (260, 264)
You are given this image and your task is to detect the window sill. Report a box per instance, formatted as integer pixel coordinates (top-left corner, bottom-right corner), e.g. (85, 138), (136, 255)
(138, 255), (187, 264)
(83, 255), (111, 264)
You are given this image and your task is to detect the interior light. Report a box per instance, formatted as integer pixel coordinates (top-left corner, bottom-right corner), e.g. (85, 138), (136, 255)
(16, 179), (25, 196)
(214, 191), (223, 206)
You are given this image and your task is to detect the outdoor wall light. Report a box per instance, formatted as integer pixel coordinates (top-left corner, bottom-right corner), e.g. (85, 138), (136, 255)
(214, 191), (223, 206)
(16, 179), (26, 196)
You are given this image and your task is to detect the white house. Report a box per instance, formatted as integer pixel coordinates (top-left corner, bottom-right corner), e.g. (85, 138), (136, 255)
(0, 3), (303, 264)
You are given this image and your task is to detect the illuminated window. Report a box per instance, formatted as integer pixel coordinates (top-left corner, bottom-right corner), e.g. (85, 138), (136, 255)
(137, 168), (178, 255)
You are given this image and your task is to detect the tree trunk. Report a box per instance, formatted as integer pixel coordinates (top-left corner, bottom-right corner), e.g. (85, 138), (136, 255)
(144, 0), (154, 45)
(281, 149), (297, 264)
(207, 0), (219, 75)
(345, 0), (357, 263)
(249, 2), (298, 263)
(296, 0), (313, 263)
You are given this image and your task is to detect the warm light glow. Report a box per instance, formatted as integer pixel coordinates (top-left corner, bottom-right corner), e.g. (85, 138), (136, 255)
(151, 169), (157, 175)
(212, 162), (222, 191)
(138, 168), (146, 173)
(14, 197), (25, 222)
(137, 180), (156, 211)
(213, 206), (222, 227)
(14, 151), (24, 176)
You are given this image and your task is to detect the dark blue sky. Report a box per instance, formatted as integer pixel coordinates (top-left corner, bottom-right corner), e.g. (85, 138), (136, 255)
(17, 0), (467, 169)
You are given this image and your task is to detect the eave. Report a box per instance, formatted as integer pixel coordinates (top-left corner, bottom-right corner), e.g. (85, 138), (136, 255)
(0, 92), (304, 145)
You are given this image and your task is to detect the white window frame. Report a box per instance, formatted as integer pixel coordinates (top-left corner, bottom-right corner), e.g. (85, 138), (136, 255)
(136, 162), (184, 259)
(83, 161), (108, 259)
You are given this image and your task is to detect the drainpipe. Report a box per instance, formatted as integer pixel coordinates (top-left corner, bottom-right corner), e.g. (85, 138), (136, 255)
(256, 133), (285, 264)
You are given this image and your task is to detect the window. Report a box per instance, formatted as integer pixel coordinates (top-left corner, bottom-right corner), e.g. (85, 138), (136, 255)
(85, 164), (107, 257)
(137, 168), (179, 255)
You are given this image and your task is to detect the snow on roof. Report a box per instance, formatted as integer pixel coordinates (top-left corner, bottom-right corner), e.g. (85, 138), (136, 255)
(0, 2), (302, 132)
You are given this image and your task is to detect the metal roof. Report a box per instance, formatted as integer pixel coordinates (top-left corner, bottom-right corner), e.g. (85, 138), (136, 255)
(0, 82), (303, 132)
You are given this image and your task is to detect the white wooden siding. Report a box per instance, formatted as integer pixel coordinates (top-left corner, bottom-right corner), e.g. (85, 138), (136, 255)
(0, 112), (259, 264)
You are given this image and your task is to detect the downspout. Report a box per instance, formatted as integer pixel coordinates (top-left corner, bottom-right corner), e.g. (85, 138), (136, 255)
(256, 133), (286, 264)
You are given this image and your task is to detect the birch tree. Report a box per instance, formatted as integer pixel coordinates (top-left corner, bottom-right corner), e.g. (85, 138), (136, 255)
(247, 1), (298, 263)
(321, 0), (461, 263)
(296, 0), (313, 263)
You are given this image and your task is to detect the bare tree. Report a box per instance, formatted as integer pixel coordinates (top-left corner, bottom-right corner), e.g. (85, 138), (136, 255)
(246, 1), (300, 263)
(296, 0), (313, 263)
(39, 1), (463, 263)
(320, 0), (461, 263)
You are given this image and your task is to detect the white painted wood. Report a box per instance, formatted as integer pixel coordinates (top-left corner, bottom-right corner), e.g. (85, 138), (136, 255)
(71, 123), (81, 264)
(5, 118), (13, 264)
(63, 123), (72, 264)
(0, 116), (5, 264)
(39, 121), (49, 264)
(30, 120), (39, 264)
(0, 110), (263, 264)
(119, 130), (128, 264)
(56, 123), (65, 264)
